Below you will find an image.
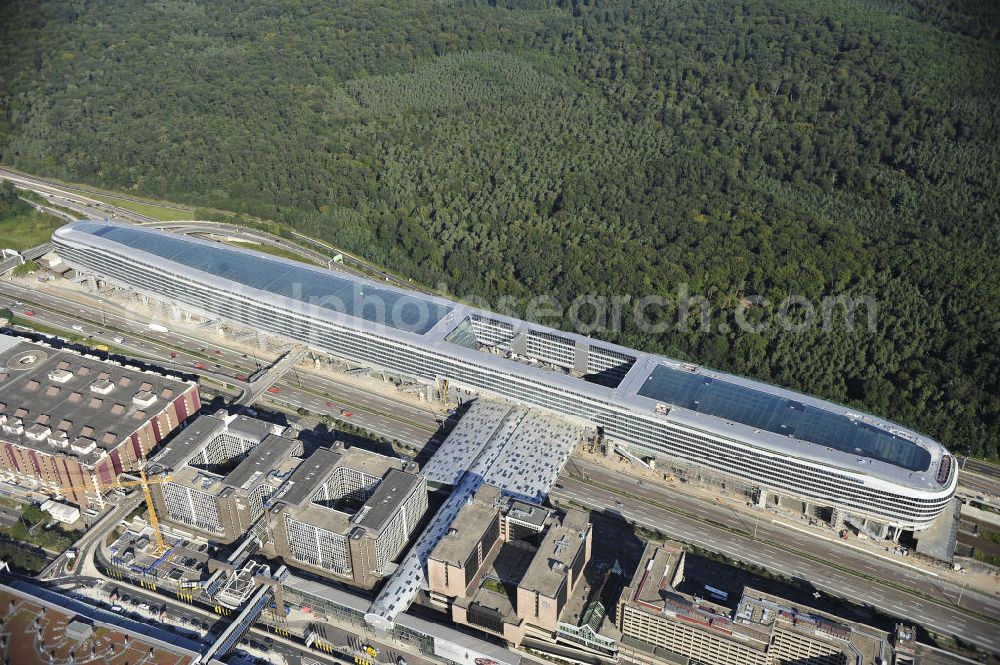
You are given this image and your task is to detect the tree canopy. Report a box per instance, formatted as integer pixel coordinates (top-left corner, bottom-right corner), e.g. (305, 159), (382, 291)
(1, 0), (997, 458)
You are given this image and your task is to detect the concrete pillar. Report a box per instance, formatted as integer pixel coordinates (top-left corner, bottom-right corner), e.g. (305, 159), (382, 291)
(756, 489), (768, 509)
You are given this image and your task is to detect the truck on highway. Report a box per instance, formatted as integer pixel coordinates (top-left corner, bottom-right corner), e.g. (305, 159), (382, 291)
(147, 323), (168, 333)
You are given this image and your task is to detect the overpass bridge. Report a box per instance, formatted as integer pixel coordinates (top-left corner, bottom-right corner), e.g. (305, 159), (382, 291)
(0, 242), (54, 275)
(236, 345), (308, 407)
(198, 564), (288, 664)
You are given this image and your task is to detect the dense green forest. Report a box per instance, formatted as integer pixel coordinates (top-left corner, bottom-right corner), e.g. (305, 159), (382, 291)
(1, 0), (997, 459)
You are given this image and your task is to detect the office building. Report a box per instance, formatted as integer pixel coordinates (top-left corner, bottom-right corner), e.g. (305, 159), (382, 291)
(427, 485), (592, 647)
(617, 542), (900, 665)
(0, 336), (198, 508)
(52, 221), (956, 533)
(265, 443), (428, 589)
(147, 414), (301, 542)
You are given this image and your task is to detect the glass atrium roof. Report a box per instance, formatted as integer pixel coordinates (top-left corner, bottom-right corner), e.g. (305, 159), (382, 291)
(638, 364), (931, 472)
(79, 223), (451, 334)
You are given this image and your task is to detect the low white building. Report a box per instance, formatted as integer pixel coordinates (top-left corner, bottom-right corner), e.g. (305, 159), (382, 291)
(40, 499), (80, 524)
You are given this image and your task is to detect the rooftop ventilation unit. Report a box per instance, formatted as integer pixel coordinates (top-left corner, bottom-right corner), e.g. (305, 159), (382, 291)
(132, 390), (157, 408)
(90, 379), (115, 395)
(70, 437), (97, 455)
(24, 424), (52, 442)
(48, 369), (74, 384)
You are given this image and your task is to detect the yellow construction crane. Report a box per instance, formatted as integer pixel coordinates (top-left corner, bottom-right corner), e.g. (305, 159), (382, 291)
(8, 471), (174, 555)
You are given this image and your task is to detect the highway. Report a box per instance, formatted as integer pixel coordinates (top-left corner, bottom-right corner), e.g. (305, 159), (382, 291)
(6, 272), (999, 656)
(0, 279), (444, 450)
(553, 458), (1000, 654)
(4, 165), (998, 659)
(157, 219), (436, 295)
(1, 165), (434, 296)
(0, 165), (165, 223)
(957, 457), (1000, 500)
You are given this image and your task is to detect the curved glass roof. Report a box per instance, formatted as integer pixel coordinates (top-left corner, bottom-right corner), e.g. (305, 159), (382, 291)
(78, 223), (450, 334)
(638, 364), (931, 471)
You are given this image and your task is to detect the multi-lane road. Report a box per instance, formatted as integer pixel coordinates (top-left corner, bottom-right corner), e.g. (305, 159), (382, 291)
(4, 165), (999, 659)
(554, 458), (1000, 654)
(7, 266), (1000, 656)
(0, 165), (173, 223)
(958, 457), (1000, 501)
(1, 280), (444, 451)
(1, 165), (435, 295)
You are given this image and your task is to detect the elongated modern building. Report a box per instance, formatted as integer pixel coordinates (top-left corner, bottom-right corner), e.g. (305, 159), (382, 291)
(52, 221), (957, 532)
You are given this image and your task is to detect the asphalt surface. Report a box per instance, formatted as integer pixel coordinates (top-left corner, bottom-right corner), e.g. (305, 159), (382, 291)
(5, 165), (998, 659)
(1, 165), (430, 296)
(555, 458), (1000, 654)
(0, 280), (443, 450)
(7, 278), (999, 656)
(0, 166), (165, 223)
(957, 457), (1000, 499)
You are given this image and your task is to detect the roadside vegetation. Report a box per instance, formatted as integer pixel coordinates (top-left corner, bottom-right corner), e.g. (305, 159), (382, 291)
(0, 501), (75, 556)
(76, 190), (193, 222)
(0, 0), (997, 459)
(0, 181), (64, 250)
(223, 239), (321, 265)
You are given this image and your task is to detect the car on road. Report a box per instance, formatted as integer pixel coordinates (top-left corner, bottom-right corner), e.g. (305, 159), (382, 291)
(235, 374), (249, 382)
(170, 352), (178, 358)
(326, 401), (335, 408)
(340, 409), (353, 417)
(214, 350), (222, 355)
(267, 386), (280, 394)
(113, 336), (124, 343)
(71, 324), (83, 331)
(23, 309), (35, 317)
(193, 362), (206, 369)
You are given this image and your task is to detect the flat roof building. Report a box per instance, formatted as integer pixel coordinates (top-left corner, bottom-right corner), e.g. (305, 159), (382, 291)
(617, 542), (902, 665)
(427, 485), (592, 648)
(0, 336), (199, 508)
(40, 499), (81, 525)
(265, 443), (428, 589)
(148, 414), (301, 543)
(52, 221), (956, 535)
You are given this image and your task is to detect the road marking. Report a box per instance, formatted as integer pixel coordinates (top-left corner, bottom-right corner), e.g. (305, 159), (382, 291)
(774, 520), (939, 577)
